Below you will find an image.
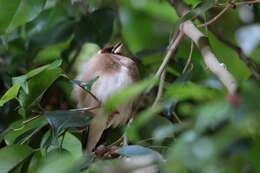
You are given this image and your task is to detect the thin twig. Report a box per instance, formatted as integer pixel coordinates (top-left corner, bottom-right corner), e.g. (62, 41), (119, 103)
(152, 70), (166, 107)
(22, 114), (43, 125)
(235, 0), (260, 6)
(21, 124), (47, 144)
(155, 32), (184, 78)
(182, 40), (194, 74)
(145, 31), (184, 94)
(198, 2), (233, 28)
(198, 0), (260, 28)
(172, 111), (182, 124)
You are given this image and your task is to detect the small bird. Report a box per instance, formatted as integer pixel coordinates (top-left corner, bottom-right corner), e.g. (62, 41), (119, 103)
(73, 43), (139, 152)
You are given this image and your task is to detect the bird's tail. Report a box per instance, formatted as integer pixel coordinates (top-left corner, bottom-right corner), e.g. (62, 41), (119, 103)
(86, 109), (107, 153)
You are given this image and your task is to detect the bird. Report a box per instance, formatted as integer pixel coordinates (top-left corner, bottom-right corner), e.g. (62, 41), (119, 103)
(73, 43), (139, 152)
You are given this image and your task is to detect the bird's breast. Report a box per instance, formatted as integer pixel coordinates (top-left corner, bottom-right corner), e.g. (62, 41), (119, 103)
(92, 65), (134, 103)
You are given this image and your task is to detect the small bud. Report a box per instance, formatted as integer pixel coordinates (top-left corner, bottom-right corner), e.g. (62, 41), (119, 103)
(95, 145), (107, 155)
(226, 93), (241, 106)
(109, 146), (119, 151)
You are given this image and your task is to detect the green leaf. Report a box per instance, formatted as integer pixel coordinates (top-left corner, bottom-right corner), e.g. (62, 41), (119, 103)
(71, 76), (99, 91)
(195, 101), (230, 132)
(61, 132), (82, 159)
(0, 144), (34, 173)
(178, 0), (218, 24)
(104, 77), (158, 114)
(171, 0), (219, 39)
(18, 68), (62, 109)
(127, 105), (162, 142)
(75, 8), (116, 46)
(166, 82), (223, 101)
(0, 0), (46, 34)
(115, 145), (163, 161)
(12, 59), (62, 85)
(4, 117), (47, 145)
(45, 110), (93, 139)
(0, 60), (62, 107)
(27, 7), (75, 47)
(0, 84), (20, 107)
(32, 149), (77, 173)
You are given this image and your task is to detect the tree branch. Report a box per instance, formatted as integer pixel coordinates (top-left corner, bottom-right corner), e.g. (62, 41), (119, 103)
(198, 0), (260, 27)
(198, 1), (233, 28)
(145, 31), (183, 93)
(168, 0), (237, 93)
(155, 31), (184, 78)
(152, 70), (166, 107)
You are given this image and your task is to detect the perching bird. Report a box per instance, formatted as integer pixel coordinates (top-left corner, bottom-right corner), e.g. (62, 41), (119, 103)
(73, 43), (139, 152)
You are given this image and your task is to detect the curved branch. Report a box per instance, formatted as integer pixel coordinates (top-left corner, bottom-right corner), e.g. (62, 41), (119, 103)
(168, 0), (237, 93)
(155, 32), (184, 78)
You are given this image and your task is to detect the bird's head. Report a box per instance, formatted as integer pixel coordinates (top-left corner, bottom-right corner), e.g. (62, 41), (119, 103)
(98, 42), (123, 55)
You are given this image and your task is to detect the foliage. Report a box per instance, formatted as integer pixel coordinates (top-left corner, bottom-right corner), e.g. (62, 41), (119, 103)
(0, 0), (260, 173)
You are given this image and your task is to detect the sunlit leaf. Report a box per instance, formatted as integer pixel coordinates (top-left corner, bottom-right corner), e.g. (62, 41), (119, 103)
(0, 84), (20, 107)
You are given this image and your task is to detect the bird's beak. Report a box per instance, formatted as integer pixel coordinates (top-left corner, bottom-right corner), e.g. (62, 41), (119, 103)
(112, 42), (123, 54)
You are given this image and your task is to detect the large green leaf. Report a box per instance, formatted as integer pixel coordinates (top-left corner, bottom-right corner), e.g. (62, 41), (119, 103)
(45, 110), (93, 139)
(127, 105), (162, 142)
(30, 149), (77, 173)
(26, 7), (75, 47)
(0, 0), (46, 34)
(104, 77), (158, 114)
(18, 68), (62, 109)
(61, 132), (82, 159)
(165, 82), (223, 101)
(195, 101), (230, 132)
(0, 145), (34, 173)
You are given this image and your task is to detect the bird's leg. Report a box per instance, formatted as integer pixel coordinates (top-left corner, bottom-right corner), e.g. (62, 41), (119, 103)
(123, 118), (133, 146)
